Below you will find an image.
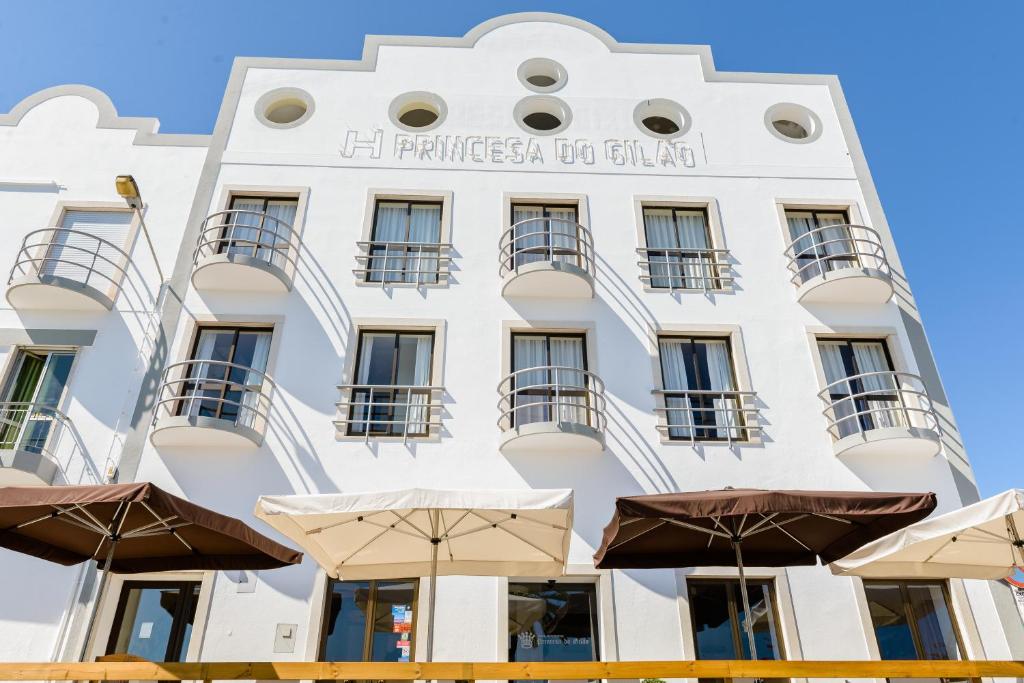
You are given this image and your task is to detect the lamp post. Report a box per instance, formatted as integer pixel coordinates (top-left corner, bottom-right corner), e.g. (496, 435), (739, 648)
(115, 175), (164, 282)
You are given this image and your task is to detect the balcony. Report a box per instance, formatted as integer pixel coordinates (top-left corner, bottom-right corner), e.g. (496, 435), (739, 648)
(151, 360), (275, 448)
(637, 248), (733, 291)
(334, 384), (445, 442)
(818, 371), (941, 458)
(652, 389), (761, 445)
(192, 210), (299, 292)
(784, 224), (893, 304)
(0, 402), (96, 485)
(353, 241), (453, 286)
(6, 228), (130, 311)
(499, 217), (595, 298)
(497, 365), (606, 453)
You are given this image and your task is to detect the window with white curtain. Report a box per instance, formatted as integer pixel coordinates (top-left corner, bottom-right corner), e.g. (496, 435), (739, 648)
(177, 326), (273, 428)
(785, 209), (857, 283)
(817, 338), (901, 438)
(510, 333), (590, 428)
(223, 196), (298, 271)
(367, 201), (443, 284)
(349, 331), (434, 437)
(657, 336), (743, 441)
(509, 203), (580, 270)
(43, 210), (133, 294)
(641, 207), (719, 289)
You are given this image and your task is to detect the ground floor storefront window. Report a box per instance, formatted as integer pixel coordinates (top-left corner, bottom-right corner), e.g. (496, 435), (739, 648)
(508, 582), (599, 683)
(320, 579), (418, 663)
(106, 581), (200, 661)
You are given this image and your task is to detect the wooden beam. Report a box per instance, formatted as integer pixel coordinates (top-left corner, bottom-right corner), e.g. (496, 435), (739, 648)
(2, 660), (1024, 680)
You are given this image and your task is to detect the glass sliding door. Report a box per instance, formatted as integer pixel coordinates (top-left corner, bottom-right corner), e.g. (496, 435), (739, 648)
(321, 579), (418, 664)
(222, 196), (298, 271)
(348, 331), (434, 437)
(106, 581), (201, 662)
(817, 339), (901, 438)
(0, 349), (75, 453)
(657, 337), (742, 441)
(510, 203), (580, 270)
(367, 201), (443, 284)
(642, 207), (718, 289)
(511, 333), (589, 427)
(508, 582), (599, 683)
(176, 327), (273, 427)
(785, 209), (856, 283)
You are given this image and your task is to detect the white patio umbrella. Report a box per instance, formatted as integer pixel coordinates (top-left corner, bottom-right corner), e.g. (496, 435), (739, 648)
(255, 487), (573, 661)
(831, 489), (1024, 579)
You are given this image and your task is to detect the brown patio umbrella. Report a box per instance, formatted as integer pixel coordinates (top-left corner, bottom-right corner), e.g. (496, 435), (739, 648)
(0, 482), (302, 659)
(593, 488), (936, 659)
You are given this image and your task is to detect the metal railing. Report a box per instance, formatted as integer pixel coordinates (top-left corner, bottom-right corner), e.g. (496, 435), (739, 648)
(0, 402), (98, 485)
(353, 241), (453, 286)
(784, 223), (891, 287)
(498, 217), (596, 279)
(154, 359), (275, 436)
(637, 247), (733, 292)
(497, 365), (607, 433)
(818, 370), (939, 442)
(194, 210), (300, 276)
(8, 228), (133, 301)
(652, 389), (761, 445)
(334, 384), (444, 443)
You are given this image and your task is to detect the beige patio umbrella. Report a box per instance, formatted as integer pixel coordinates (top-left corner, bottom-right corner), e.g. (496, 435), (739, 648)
(255, 487), (573, 661)
(831, 489), (1024, 579)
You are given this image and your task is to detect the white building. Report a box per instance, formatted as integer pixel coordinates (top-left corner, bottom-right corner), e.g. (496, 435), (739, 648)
(1, 12), (1021, 672)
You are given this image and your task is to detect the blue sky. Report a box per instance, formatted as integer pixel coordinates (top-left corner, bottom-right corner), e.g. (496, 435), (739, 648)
(2, 1), (1022, 497)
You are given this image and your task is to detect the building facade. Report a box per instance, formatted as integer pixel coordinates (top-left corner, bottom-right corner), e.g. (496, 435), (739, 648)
(1, 12), (1021, 670)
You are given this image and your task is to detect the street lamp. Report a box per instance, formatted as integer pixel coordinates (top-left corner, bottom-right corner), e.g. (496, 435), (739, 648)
(115, 174), (164, 282)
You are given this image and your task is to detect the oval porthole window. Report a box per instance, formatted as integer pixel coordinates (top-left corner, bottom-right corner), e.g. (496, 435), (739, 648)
(633, 99), (691, 139)
(514, 96), (572, 136)
(517, 58), (568, 93)
(255, 88), (315, 129)
(389, 91), (447, 132)
(765, 103), (822, 143)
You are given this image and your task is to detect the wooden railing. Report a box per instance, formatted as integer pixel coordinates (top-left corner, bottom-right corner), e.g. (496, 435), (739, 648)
(1, 660), (1024, 680)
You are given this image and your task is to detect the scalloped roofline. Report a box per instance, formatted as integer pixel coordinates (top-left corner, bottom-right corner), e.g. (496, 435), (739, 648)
(0, 84), (210, 147)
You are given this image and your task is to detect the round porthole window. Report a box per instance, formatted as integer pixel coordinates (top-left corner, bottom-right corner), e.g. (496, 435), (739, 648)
(255, 88), (315, 129)
(514, 96), (572, 136)
(517, 58), (568, 93)
(765, 103), (822, 143)
(633, 99), (691, 139)
(389, 91), (447, 132)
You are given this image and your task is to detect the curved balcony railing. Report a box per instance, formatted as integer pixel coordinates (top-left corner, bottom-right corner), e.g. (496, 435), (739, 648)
(817, 371), (939, 443)
(637, 247), (733, 291)
(652, 389), (761, 445)
(498, 218), (596, 279)
(353, 241), (453, 285)
(497, 365), (607, 433)
(153, 359), (275, 442)
(8, 228), (132, 308)
(193, 209), (300, 279)
(784, 224), (891, 287)
(0, 402), (98, 485)
(334, 384), (445, 443)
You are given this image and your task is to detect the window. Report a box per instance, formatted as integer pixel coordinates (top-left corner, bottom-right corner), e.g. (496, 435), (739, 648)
(222, 196), (298, 272)
(508, 203), (581, 271)
(657, 337), (745, 441)
(175, 326), (273, 428)
(366, 201), (443, 284)
(348, 331), (434, 437)
(510, 333), (591, 428)
(106, 581), (200, 662)
(818, 339), (900, 438)
(785, 209), (857, 284)
(320, 579), (417, 663)
(508, 582), (599, 682)
(43, 210), (133, 293)
(863, 581), (963, 662)
(641, 207), (722, 290)
(0, 349), (75, 454)
(688, 579), (783, 662)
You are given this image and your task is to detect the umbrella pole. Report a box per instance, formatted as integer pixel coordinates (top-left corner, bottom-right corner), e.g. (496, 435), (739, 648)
(426, 509), (440, 663)
(78, 539), (116, 662)
(732, 540), (758, 661)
